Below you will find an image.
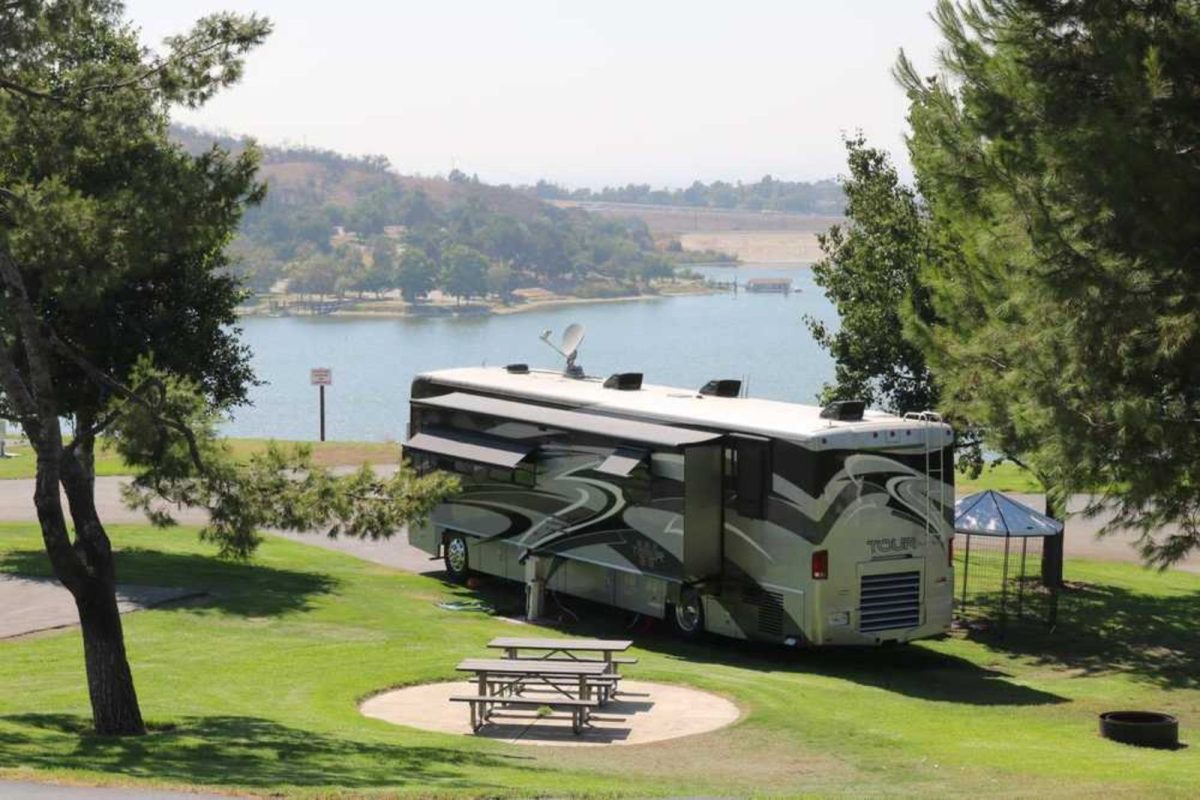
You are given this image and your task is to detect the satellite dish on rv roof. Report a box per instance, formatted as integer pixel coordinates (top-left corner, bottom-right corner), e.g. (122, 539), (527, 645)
(561, 323), (585, 359)
(538, 323), (586, 378)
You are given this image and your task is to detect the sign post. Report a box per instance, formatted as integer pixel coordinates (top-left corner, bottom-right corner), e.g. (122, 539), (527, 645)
(310, 368), (332, 441)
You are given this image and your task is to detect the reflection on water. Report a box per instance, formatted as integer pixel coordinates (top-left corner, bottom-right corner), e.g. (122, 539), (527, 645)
(224, 265), (836, 441)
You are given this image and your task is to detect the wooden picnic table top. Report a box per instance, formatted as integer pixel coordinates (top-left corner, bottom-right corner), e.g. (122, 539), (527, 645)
(456, 658), (612, 676)
(486, 637), (633, 652)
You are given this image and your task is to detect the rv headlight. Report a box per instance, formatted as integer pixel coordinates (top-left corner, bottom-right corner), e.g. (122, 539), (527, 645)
(827, 611), (850, 627)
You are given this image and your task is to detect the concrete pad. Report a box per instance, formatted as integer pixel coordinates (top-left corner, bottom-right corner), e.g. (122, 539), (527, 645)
(0, 575), (203, 639)
(0, 781), (238, 800)
(360, 679), (741, 747)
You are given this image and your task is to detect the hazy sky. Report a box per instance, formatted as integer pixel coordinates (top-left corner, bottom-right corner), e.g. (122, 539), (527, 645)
(126, 1), (943, 188)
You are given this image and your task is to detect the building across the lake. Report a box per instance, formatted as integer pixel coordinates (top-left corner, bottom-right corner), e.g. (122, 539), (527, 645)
(744, 277), (792, 295)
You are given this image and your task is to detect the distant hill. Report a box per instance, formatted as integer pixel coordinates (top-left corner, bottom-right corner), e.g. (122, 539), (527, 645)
(171, 125), (546, 221)
(170, 125), (678, 301)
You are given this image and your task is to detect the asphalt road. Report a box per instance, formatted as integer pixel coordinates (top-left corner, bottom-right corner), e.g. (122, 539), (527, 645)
(1, 476), (1196, 571)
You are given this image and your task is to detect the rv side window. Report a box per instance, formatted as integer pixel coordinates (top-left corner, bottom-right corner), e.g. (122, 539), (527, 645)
(734, 437), (770, 519)
(408, 453), (533, 486)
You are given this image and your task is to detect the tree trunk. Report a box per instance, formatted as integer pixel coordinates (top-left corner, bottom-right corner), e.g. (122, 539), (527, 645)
(59, 435), (146, 736)
(1041, 485), (1065, 589)
(75, 577), (145, 735)
(1, 252), (145, 735)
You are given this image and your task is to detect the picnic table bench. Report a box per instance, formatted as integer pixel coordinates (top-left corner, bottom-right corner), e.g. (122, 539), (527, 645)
(486, 637), (637, 673)
(454, 657), (613, 734)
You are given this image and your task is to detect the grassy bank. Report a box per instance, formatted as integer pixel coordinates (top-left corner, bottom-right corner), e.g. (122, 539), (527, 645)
(0, 438), (399, 480)
(0, 524), (1197, 797)
(956, 461), (1046, 494)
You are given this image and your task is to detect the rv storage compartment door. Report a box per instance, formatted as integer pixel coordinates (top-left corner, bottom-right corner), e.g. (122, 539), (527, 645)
(683, 444), (723, 580)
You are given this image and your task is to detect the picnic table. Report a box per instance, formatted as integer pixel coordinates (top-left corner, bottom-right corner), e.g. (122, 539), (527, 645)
(453, 657), (613, 733)
(486, 637), (635, 673)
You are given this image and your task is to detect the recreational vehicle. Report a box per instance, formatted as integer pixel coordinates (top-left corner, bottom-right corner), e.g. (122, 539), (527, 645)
(405, 336), (955, 646)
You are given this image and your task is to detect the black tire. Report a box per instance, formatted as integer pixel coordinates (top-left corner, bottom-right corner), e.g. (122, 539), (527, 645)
(1099, 711), (1178, 749)
(443, 533), (471, 583)
(669, 587), (705, 640)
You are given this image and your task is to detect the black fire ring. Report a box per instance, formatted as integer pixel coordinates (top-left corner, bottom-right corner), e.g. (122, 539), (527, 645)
(1099, 711), (1179, 749)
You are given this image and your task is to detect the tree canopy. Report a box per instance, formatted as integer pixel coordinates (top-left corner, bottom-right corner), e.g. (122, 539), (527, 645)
(897, 0), (1200, 565)
(0, 0), (454, 735)
(530, 175), (845, 214)
(806, 135), (942, 415)
(172, 125), (681, 301)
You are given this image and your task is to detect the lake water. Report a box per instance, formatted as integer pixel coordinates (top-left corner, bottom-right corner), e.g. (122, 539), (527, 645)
(224, 265), (837, 441)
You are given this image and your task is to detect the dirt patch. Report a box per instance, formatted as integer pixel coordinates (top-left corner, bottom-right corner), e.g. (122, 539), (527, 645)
(360, 679), (741, 747)
(551, 200), (840, 235)
(680, 230), (824, 264)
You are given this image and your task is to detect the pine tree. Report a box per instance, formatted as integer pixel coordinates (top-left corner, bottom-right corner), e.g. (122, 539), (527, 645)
(897, 0), (1200, 565)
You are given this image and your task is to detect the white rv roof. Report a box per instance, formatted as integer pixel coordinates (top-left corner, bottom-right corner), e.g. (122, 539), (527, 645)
(416, 367), (954, 449)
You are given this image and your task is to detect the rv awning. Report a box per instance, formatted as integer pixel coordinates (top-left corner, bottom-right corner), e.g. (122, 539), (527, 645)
(404, 429), (533, 469)
(413, 392), (722, 448)
(596, 447), (648, 477)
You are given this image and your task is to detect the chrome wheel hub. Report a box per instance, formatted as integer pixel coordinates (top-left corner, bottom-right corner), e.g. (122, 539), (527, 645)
(676, 595), (702, 632)
(447, 538), (467, 572)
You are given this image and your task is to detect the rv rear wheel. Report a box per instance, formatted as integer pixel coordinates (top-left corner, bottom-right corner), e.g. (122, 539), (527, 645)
(444, 533), (471, 583)
(671, 588), (705, 639)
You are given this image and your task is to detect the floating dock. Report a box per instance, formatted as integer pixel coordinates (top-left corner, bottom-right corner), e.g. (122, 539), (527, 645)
(744, 277), (793, 295)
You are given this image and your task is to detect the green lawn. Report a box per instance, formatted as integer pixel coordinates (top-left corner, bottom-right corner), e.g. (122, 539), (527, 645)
(956, 461), (1046, 494)
(1, 524), (1197, 797)
(0, 438), (399, 480)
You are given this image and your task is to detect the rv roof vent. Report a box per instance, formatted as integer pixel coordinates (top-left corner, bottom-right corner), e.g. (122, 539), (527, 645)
(505, 363), (530, 374)
(699, 379), (742, 398)
(603, 372), (643, 391)
(819, 400), (865, 421)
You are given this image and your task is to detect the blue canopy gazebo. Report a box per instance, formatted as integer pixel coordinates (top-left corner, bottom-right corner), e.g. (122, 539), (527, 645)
(954, 490), (1063, 537)
(953, 490), (1063, 628)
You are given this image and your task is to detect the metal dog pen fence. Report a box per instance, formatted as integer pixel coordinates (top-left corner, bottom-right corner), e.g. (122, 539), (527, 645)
(954, 530), (1059, 631)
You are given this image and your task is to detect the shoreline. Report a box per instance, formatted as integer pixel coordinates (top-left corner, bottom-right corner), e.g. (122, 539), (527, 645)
(238, 282), (721, 320)
(237, 264), (815, 321)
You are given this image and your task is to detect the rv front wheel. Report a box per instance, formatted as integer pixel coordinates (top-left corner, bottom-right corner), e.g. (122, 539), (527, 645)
(444, 534), (470, 583)
(671, 589), (705, 639)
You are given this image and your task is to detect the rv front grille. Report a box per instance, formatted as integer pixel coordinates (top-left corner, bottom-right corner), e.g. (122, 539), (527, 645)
(858, 571), (921, 633)
(742, 586), (785, 637)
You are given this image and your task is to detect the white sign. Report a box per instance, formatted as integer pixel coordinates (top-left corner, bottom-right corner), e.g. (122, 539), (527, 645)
(310, 368), (333, 386)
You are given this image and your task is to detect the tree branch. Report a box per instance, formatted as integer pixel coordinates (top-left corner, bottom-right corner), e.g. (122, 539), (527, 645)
(0, 75), (60, 103)
(65, 406), (126, 452)
(0, 338), (38, 429)
(0, 249), (57, 422)
(46, 333), (207, 473)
